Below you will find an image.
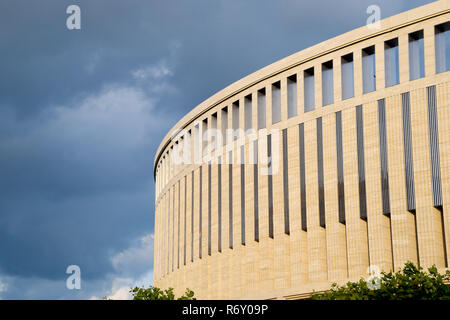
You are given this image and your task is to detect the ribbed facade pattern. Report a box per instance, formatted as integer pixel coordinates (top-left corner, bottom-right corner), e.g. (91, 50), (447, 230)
(153, 1), (450, 299)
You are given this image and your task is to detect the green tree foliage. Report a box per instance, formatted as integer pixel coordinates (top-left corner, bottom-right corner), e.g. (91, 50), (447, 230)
(129, 286), (195, 300)
(312, 262), (450, 300)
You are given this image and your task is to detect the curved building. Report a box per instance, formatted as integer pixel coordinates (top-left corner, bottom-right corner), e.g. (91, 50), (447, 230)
(153, 1), (450, 299)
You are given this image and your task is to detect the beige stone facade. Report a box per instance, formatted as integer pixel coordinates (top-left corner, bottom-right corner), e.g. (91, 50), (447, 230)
(153, 1), (450, 299)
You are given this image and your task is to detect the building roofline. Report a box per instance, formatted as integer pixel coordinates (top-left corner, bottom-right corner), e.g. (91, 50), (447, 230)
(153, 0), (449, 179)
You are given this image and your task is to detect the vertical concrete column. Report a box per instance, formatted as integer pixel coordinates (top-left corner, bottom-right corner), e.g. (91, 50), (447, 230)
(221, 149), (231, 299)
(166, 191), (171, 286)
(272, 128), (283, 286)
(342, 107), (369, 278)
(167, 187), (171, 279)
(217, 107), (224, 153)
(424, 25), (436, 77)
(364, 100), (393, 273)
(239, 97), (245, 137)
(156, 168), (158, 198)
(385, 94), (418, 270)
(250, 94), (261, 295)
(175, 182), (180, 273)
(158, 166), (162, 199)
(184, 172), (193, 293)
(204, 117), (213, 300)
(298, 68), (305, 115)
(375, 41), (385, 91)
(209, 160), (219, 298)
(304, 119), (328, 282)
(436, 82), (450, 267)
(322, 112), (348, 281)
(192, 167), (200, 289)
(333, 56), (342, 104)
(410, 88), (446, 268)
(354, 48), (363, 98)
(398, 33), (410, 84)
(159, 198), (163, 280)
(266, 83), (273, 129)
(314, 65), (322, 109)
(162, 194), (167, 281)
(154, 201), (159, 281)
(264, 84), (276, 292)
(201, 161), (209, 296)
(167, 148), (171, 187)
(185, 172), (192, 265)
(287, 125), (309, 286)
(273, 128), (291, 290)
(238, 99), (246, 296)
(155, 200), (159, 281)
(257, 127), (274, 292)
(231, 136), (242, 298)
(159, 166), (162, 197)
(156, 195), (162, 286)
(281, 77), (288, 122)
(173, 182), (179, 294)
(227, 104), (233, 152)
(160, 194), (165, 281)
(171, 185), (176, 279)
(251, 91), (258, 131)
(161, 157), (165, 190)
(160, 163), (163, 196)
(180, 176), (187, 285)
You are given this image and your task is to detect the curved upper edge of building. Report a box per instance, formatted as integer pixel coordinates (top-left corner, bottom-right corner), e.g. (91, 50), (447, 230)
(153, 0), (449, 178)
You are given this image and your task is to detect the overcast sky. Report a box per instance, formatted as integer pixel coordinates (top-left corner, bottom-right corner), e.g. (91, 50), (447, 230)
(0, 0), (435, 299)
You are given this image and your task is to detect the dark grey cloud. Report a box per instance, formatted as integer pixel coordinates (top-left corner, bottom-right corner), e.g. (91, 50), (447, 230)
(0, 0), (434, 299)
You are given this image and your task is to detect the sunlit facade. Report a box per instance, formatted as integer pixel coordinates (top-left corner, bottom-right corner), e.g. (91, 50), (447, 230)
(154, 1), (450, 299)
